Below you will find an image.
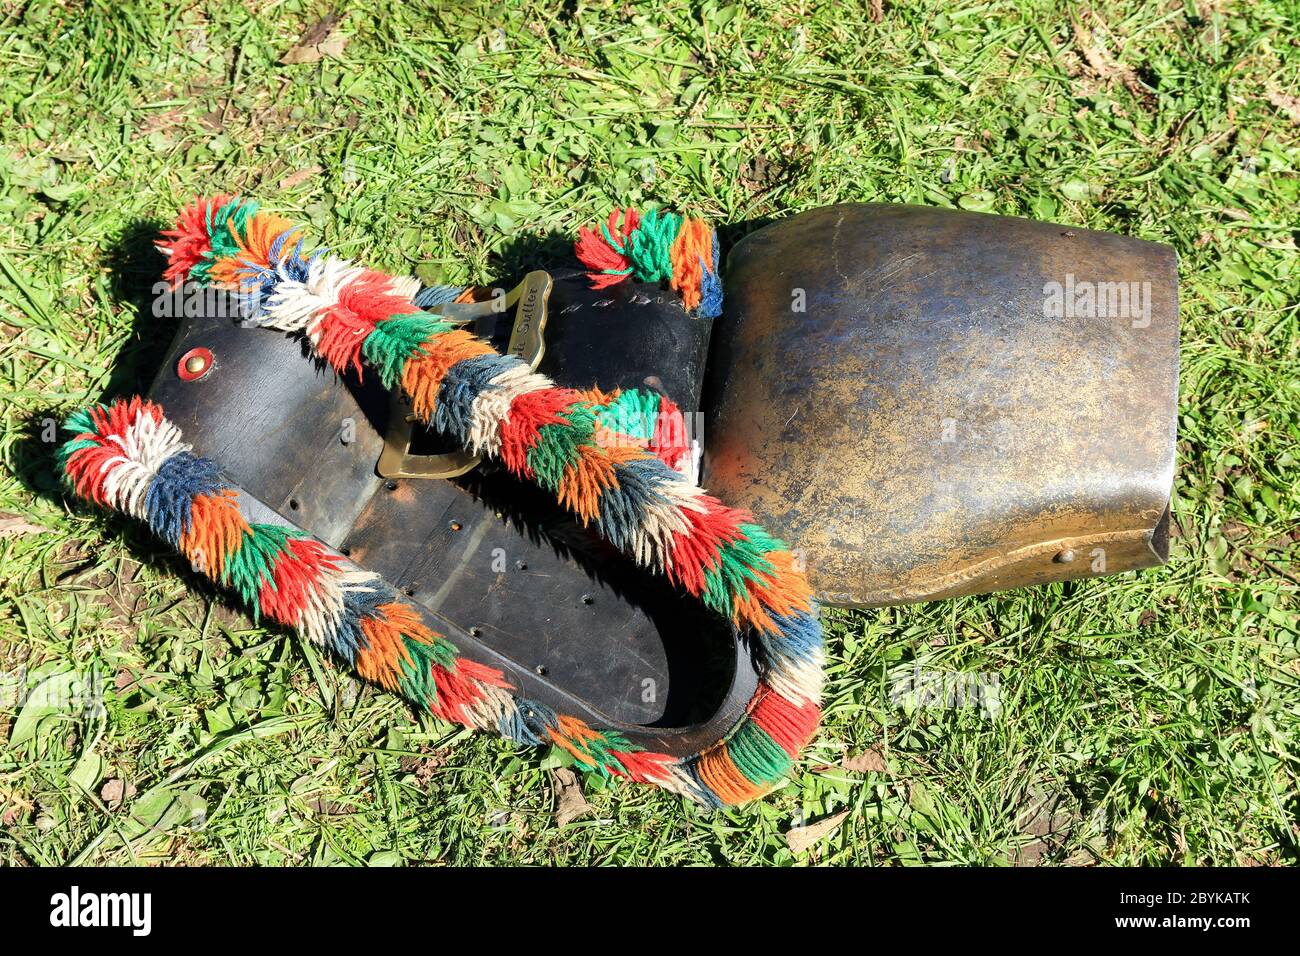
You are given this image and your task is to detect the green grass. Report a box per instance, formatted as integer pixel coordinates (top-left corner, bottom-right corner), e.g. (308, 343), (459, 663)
(1, 0), (1297, 866)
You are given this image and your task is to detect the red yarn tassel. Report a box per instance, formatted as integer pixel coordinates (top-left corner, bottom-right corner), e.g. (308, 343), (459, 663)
(575, 208), (640, 289)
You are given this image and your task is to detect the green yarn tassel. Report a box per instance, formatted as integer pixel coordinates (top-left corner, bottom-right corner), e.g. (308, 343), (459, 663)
(701, 533), (778, 617)
(595, 389), (660, 441)
(363, 314), (455, 389)
(194, 198), (258, 283)
(396, 634), (459, 705)
(224, 522), (301, 615)
(527, 404), (598, 493)
(627, 208), (682, 283)
(726, 720), (792, 786)
(56, 408), (99, 472)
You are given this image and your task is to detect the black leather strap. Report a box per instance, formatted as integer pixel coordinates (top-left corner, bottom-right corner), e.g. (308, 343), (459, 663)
(144, 272), (754, 756)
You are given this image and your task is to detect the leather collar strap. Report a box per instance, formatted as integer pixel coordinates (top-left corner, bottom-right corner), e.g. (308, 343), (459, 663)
(58, 196), (824, 806)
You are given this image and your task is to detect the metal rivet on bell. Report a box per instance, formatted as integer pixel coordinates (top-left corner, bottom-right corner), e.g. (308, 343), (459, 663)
(177, 347), (214, 381)
(1054, 549), (1076, 564)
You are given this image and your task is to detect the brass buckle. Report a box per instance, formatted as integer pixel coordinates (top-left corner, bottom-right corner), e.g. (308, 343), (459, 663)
(377, 271), (552, 480)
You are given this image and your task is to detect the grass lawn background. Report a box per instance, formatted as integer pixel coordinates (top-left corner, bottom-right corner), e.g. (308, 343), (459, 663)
(0, 0), (1296, 865)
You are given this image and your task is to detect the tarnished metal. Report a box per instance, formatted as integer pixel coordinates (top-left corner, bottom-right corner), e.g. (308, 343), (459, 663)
(376, 393), (483, 480)
(703, 203), (1179, 606)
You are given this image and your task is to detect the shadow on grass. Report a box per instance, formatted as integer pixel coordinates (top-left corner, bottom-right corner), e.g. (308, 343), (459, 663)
(13, 218), (174, 507)
(100, 217), (176, 399)
(12, 217), (275, 629)
(490, 226), (573, 280)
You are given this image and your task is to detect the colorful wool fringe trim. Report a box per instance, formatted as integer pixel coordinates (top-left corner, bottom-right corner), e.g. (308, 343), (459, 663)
(61, 195), (825, 805)
(574, 207), (722, 318)
(584, 386), (697, 483)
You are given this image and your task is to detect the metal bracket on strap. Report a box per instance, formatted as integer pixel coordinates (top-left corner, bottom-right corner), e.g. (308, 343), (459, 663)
(378, 270), (552, 480)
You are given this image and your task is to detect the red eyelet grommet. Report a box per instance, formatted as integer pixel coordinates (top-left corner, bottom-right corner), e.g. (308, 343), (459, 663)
(177, 347), (214, 382)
